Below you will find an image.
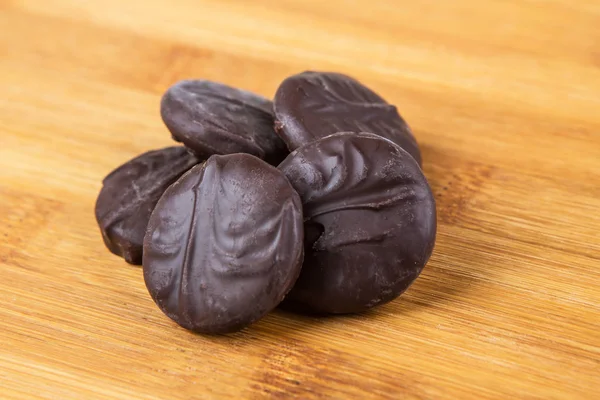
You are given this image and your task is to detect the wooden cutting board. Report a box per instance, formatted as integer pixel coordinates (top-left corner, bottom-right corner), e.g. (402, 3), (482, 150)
(1, 0), (599, 398)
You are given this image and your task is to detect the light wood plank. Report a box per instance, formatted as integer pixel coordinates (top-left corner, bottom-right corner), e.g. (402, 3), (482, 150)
(1, 1), (599, 398)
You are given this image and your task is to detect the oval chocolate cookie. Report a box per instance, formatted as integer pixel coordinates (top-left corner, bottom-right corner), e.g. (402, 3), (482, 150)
(95, 147), (201, 265)
(279, 132), (436, 314)
(274, 71), (422, 165)
(161, 80), (288, 165)
(143, 153), (304, 334)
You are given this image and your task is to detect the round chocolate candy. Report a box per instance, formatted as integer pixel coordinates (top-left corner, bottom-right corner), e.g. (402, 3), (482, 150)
(161, 80), (289, 165)
(95, 146), (201, 265)
(278, 132), (436, 314)
(273, 71), (422, 165)
(143, 153), (304, 334)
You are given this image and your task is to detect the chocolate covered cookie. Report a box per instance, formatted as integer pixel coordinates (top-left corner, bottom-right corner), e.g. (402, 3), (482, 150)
(95, 146), (201, 265)
(143, 153), (304, 333)
(274, 71), (422, 165)
(161, 80), (288, 165)
(279, 132), (435, 313)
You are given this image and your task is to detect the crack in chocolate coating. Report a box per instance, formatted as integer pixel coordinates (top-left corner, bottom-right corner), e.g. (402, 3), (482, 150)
(95, 146), (202, 265)
(273, 71), (422, 165)
(143, 154), (304, 334)
(161, 80), (289, 165)
(278, 132), (436, 314)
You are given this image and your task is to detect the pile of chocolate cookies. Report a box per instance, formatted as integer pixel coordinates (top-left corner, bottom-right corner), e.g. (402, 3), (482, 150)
(95, 71), (437, 334)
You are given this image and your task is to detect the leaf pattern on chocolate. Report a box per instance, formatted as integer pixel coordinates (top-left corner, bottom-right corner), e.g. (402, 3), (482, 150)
(161, 80), (288, 165)
(282, 132), (421, 218)
(95, 146), (201, 264)
(143, 154), (304, 333)
(278, 132), (436, 314)
(274, 71), (422, 165)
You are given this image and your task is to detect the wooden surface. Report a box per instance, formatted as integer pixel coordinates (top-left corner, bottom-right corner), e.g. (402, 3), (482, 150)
(1, 0), (599, 398)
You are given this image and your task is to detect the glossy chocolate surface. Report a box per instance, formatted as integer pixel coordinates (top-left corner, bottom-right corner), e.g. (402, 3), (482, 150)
(279, 132), (436, 313)
(95, 146), (201, 265)
(274, 71), (422, 165)
(143, 153), (304, 333)
(161, 80), (288, 165)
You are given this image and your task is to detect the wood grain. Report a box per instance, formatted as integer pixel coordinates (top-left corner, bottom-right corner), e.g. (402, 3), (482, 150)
(1, 0), (599, 398)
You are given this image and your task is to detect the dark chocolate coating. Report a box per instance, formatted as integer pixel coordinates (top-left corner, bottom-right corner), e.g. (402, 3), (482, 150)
(161, 80), (289, 165)
(95, 147), (201, 265)
(273, 71), (422, 165)
(143, 153), (304, 334)
(278, 132), (436, 314)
